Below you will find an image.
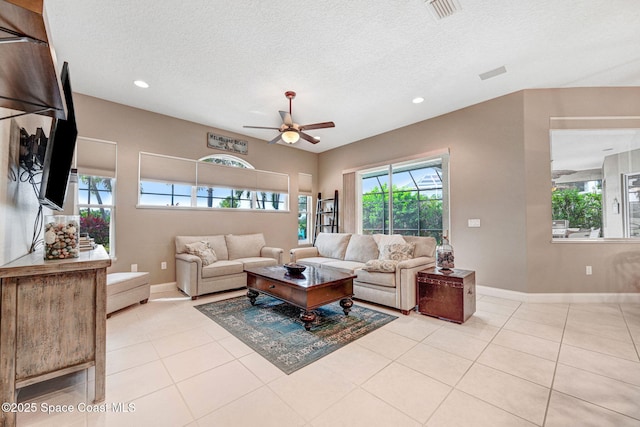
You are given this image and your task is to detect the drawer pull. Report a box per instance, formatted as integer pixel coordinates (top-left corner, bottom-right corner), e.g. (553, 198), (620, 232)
(269, 285), (276, 289)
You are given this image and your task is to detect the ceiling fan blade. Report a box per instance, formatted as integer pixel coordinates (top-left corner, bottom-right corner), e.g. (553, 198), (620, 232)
(279, 110), (293, 126)
(243, 125), (280, 130)
(299, 121), (335, 131)
(268, 133), (282, 144)
(299, 132), (319, 144)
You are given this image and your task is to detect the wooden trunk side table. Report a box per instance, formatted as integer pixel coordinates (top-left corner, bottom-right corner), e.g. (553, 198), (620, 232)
(416, 268), (476, 323)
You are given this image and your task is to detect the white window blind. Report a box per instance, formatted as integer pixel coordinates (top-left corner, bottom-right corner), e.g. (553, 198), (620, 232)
(298, 172), (313, 195)
(139, 152), (289, 193)
(139, 152), (197, 186)
(76, 137), (117, 178)
(196, 160), (288, 193)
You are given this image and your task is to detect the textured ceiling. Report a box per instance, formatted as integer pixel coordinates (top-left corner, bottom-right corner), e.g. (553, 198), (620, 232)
(44, 0), (640, 153)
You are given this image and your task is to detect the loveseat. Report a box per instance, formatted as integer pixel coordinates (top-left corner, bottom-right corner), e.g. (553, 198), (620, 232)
(175, 233), (284, 299)
(290, 232), (436, 314)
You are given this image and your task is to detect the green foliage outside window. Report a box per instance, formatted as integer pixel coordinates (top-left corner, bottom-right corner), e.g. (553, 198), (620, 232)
(551, 188), (602, 229)
(80, 210), (110, 251)
(362, 183), (443, 241)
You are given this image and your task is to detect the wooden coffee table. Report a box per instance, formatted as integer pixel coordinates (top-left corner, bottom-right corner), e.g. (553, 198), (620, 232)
(244, 265), (355, 330)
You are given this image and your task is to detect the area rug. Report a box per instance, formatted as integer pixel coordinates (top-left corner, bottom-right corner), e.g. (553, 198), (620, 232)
(195, 295), (397, 374)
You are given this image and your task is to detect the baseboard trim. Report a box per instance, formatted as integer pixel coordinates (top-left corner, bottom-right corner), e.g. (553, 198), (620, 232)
(151, 282), (177, 293)
(477, 285), (640, 304)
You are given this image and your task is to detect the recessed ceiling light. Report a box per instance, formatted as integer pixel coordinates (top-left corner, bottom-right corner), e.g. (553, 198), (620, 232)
(134, 80), (149, 88)
(412, 97), (424, 104)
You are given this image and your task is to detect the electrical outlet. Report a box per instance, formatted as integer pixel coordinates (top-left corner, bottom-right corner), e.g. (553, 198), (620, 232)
(161, 261), (167, 270)
(131, 264), (138, 272)
(586, 266), (592, 275)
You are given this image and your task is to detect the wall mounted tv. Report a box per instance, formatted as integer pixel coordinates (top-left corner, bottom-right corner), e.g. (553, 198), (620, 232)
(38, 62), (78, 211)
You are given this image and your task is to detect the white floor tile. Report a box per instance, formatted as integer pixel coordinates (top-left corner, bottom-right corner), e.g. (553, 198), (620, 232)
(106, 341), (159, 376)
(151, 327), (215, 358)
(396, 342), (472, 386)
(311, 388), (421, 427)
(105, 360), (173, 403)
(354, 328), (418, 360)
(362, 362), (451, 423)
(492, 329), (560, 361)
(197, 386), (306, 427)
(456, 364), (550, 425)
(477, 343), (556, 387)
(503, 316), (564, 342)
(562, 328), (639, 361)
(162, 341), (235, 382)
(421, 327), (489, 361)
(268, 363), (356, 421)
(238, 352), (286, 384)
(545, 390), (640, 427)
(99, 385), (193, 427)
(553, 364), (640, 420)
(177, 360), (262, 419)
(512, 306), (567, 328)
(558, 344), (640, 386)
(426, 389), (537, 427)
(317, 342), (391, 385)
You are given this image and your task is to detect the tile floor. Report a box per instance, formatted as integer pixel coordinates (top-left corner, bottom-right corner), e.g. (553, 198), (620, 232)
(15, 289), (640, 427)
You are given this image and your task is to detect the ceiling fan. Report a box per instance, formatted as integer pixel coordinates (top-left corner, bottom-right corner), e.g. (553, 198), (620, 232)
(243, 91), (335, 145)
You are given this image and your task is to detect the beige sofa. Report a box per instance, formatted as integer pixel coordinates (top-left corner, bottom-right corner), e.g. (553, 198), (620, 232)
(175, 233), (283, 299)
(290, 232), (436, 314)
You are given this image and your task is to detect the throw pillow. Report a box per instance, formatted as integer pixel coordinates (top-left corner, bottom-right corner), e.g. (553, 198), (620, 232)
(185, 241), (217, 266)
(362, 259), (398, 272)
(381, 242), (415, 261)
(373, 234), (406, 259)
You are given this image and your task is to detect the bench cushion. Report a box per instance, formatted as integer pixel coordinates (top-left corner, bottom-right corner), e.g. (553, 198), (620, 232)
(107, 272), (150, 296)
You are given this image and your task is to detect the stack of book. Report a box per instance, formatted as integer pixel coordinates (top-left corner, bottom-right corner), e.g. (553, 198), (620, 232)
(79, 235), (97, 252)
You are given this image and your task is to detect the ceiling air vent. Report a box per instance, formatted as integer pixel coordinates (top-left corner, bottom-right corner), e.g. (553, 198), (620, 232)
(425, 0), (461, 20)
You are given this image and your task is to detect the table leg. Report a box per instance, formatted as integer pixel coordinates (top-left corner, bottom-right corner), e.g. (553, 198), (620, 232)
(300, 310), (317, 331)
(340, 298), (353, 316)
(247, 289), (259, 305)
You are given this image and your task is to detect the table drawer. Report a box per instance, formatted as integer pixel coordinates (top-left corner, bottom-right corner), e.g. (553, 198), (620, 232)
(248, 276), (293, 301)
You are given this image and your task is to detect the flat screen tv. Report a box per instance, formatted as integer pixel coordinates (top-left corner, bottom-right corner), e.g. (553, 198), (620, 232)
(38, 62), (78, 211)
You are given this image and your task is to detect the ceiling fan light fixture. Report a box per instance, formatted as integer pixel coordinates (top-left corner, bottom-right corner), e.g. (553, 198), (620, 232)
(282, 130), (300, 144)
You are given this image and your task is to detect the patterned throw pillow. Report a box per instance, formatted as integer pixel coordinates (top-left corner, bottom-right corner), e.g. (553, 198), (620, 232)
(381, 243), (415, 261)
(185, 241), (217, 266)
(362, 259), (398, 273)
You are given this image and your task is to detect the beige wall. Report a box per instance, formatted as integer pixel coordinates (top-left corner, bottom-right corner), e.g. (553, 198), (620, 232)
(318, 92), (528, 292)
(4, 87), (640, 293)
(319, 88), (640, 294)
(72, 95), (318, 285)
(523, 88), (640, 294)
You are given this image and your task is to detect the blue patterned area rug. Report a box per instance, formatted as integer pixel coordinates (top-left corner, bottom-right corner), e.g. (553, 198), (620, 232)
(195, 295), (397, 374)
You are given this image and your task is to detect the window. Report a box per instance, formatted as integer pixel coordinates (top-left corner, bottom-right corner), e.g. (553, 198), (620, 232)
(298, 195), (312, 244)
(550, 123), (640, 240)
(75, 137), (117, 255)
(137, 152), (289, 210)
(78, 175), (115, 254)
(358, 155), (449, 242)
(139, 182), (192, 206)
(198, 155), (288, 210)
